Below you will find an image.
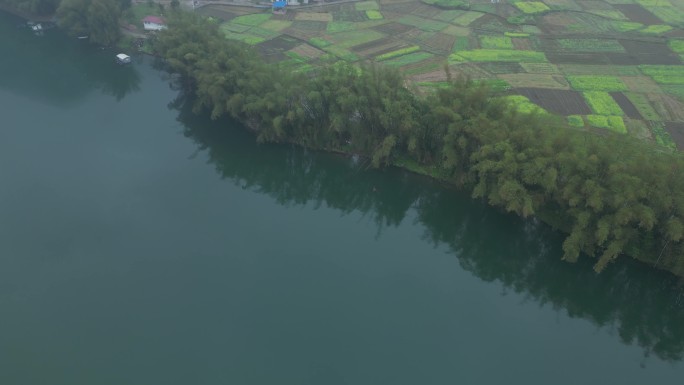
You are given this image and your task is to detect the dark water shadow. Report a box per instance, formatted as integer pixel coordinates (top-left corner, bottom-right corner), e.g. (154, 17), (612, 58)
(171, 95), (684, 364)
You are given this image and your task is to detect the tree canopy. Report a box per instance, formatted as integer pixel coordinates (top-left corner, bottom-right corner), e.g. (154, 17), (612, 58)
(156, 12), (684, 276)
(56, 0), (121, 46)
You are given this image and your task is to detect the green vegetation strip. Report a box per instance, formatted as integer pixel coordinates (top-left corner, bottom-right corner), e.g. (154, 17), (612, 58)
(557, 39), (625, 53)
(586, 115), (627, 133)
(514, 1), (550, 14)
(584, 92), (624, 116)
(383, 52), (434, 67)
(354, 0), (379, 11)
(398, 15), (448, 32)
(451, 49), (546, 62)
(376, 46), (421, 61)
(639, 65), (684, 85)
(232, 14), (271, 27)
(568, 76), (627, 91)
(366, 10), (383, 20)
(480, 36), (514, 49)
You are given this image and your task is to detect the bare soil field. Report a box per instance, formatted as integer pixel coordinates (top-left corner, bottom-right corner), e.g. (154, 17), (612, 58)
(516, 88), (592, 115)
(546, 52), (610, 65)
(606, 52), (681, 66)
(611, 92), (642, 119)
(614, 4), (662, 25)
(665, 122), (684, 150)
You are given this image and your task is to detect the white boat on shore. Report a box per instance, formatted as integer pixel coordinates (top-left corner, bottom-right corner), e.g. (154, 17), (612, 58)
(115, 53), (131, 64)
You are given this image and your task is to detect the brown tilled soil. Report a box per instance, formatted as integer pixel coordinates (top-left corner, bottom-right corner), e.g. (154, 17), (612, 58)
(422, 33), (457, 54)
(620, 39), (674, 56)
(614, 4), (662, 25)
(373, 22), (414, 35)
(665, 122), (684, 149)
(606, 52), (680, 65)
(352, 38), (407, 56)
(515, 88), (592, 115)
(381, 2), (420, 13)
(412, 3), (441, 18)
(610, 92), (642, 119)
(256, 35), (302, 57)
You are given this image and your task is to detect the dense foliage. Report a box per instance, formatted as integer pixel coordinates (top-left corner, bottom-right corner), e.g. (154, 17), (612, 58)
(156, 13), (684, 276)
(56, 0), (123, 46)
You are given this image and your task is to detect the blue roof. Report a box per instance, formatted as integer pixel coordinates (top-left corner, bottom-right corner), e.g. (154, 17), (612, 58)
(272, 0), (286, 8)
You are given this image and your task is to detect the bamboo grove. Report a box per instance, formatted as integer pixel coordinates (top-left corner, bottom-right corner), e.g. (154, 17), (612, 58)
(155, 13), (684, 276)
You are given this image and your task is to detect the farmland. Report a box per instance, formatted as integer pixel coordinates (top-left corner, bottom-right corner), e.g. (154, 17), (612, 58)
(197, 0), (684, 149)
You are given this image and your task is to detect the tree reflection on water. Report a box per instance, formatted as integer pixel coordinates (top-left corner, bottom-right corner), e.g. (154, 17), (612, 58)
(173, 95), (684, 363)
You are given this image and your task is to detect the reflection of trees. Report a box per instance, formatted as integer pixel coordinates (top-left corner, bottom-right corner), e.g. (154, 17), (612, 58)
(0, 12), (140, 104)
(173, 95), (684, 363)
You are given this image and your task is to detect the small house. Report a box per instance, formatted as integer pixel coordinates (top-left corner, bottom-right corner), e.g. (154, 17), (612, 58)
(142, 16), (167, 32)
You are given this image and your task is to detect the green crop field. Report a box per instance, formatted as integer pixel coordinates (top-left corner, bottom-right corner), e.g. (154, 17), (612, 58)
(355, 1), (380, 11)
(398, 15), (449, 31)
(639, 65), (684, 85)
(383, 52), (434, 67)
(568, 76), (628, 91)
(376, 46), (421, 61)
(586, 115), (627, 133)
(451, 49), (547, 62)
(584, 91), (624, 116)
(366, 10), (383, 20)
(480, 36), (514, 49)
(232, 14), (271, 27)
(514, 2), (551, 14)
(556, 39), (624, 52)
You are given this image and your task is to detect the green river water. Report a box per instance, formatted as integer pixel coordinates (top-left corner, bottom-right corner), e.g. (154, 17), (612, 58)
(2, 11), (684, 385)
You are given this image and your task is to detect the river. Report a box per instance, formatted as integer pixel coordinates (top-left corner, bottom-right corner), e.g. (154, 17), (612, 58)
(1, 11), (684, 385)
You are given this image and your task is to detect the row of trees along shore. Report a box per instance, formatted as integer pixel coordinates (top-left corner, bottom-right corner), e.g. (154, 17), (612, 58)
(155, 13), (684, 277)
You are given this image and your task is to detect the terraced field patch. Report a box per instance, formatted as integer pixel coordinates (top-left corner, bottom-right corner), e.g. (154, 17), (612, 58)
(398, 15), (448, 31)
(615, 4), (662, 25)
(479, 35), (514, 49)
(516, 88), (592, 115)
(625, 92), (662, 121)
(514, 1), (551, 14)
(521, 62), (561, 74)
(640, 65), (684, 84)
(452, 11), (486, 26)
(328, 29), (386, 48)
(556, 38), (625, 52)
(586, 115), (627, 133)
(498, 74), (569, 89)
(232, 13), (272, 26)
(568, 75), (628, 91)
(610, 92), (642, 119)
(383, 51), (434, 66)
(584, 91), (624, 115)
(452, 49), (547, 62)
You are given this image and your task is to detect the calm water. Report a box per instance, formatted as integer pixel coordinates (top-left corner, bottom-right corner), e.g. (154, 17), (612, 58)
(2, 12), (684, 385)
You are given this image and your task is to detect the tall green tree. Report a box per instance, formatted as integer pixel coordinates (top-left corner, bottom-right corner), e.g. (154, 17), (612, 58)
(57, 0), (121, 46)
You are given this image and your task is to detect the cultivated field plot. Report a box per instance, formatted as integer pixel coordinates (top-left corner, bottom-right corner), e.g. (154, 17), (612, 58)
(198, 0), (684, 148)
